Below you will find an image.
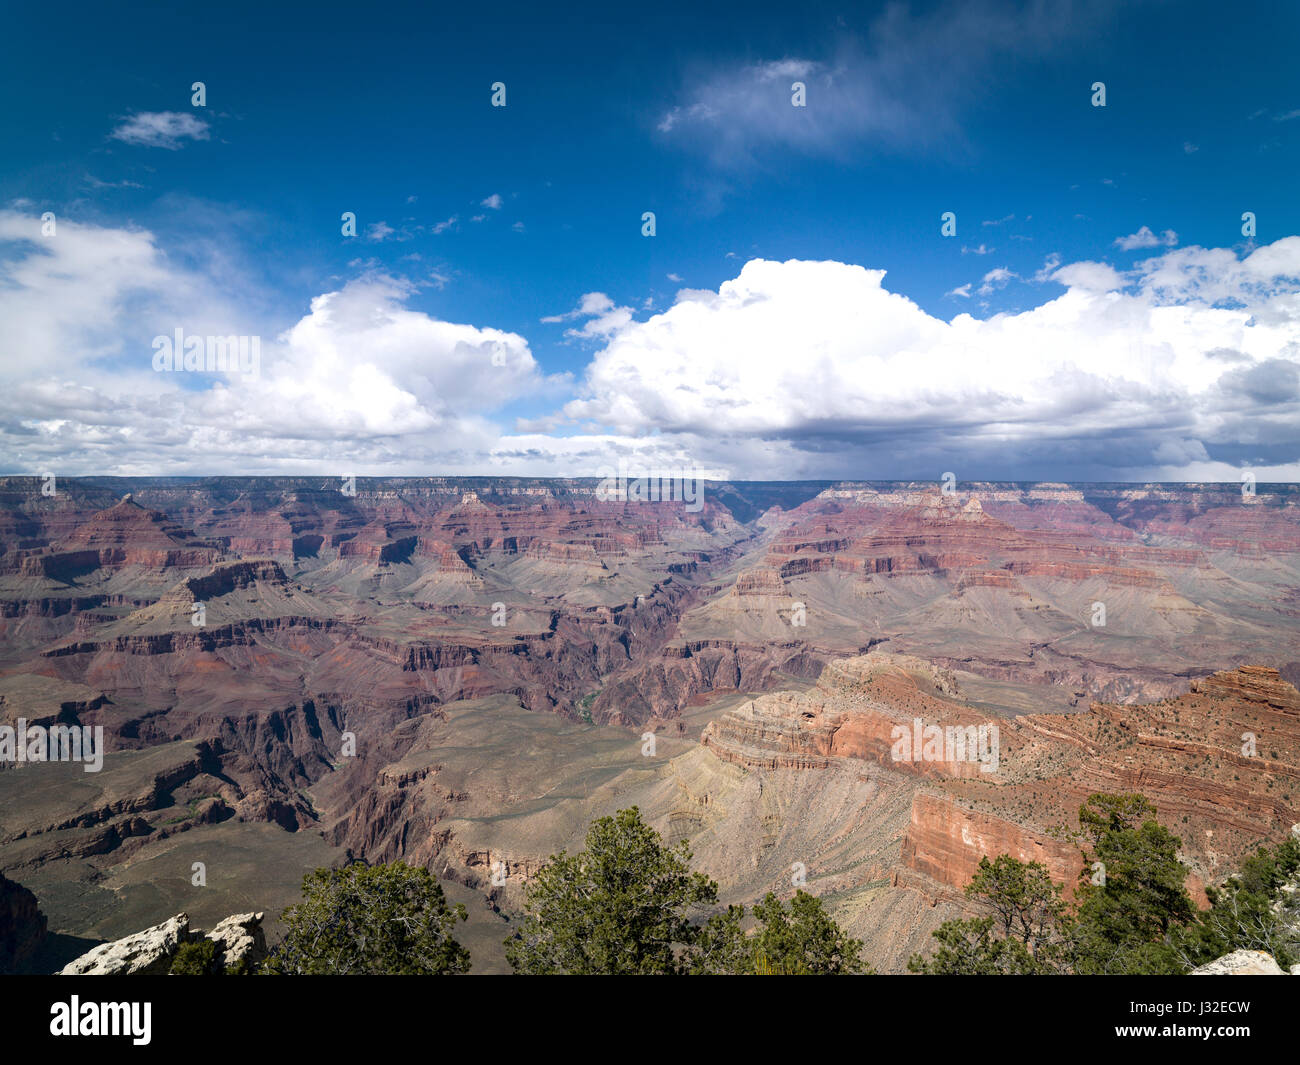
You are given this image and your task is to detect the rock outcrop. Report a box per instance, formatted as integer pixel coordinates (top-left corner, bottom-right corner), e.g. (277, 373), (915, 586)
(0, 872), (47, 973)
(57, 911), (267, 975)
(202, 911), (268, 970)
(59, 913), (191, 975)
(1190, 950), (1287, 975)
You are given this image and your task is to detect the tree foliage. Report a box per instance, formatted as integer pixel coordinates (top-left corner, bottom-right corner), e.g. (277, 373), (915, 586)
(169, 939), (223, 976)
(264, 861), (470, 975)
(909, 853), (1068, 974)
(908, 915), (1047, 975)
(506, 807), (868, 974)
(1071, 793), (1196, 974)
(506, 807), (719, 974)
(747, 891), (867, 974)
(1179, 833), (1300, 969)
(912, 793), (1211, 975)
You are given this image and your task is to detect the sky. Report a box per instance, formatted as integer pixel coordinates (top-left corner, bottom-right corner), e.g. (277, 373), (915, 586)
(1, 0), (1299, 482)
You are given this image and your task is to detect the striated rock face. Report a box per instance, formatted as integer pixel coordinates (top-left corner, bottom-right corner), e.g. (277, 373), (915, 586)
(179, 559), (288, 599)
(524, 540), (607, 569)
(3, 476), (1300, 971)
(1190, 950), (1287, 975)
(414, 538), (481, 584)
(899, 665), (1300, 901)
(1191, 664), (1300, 711)
(701, 650), (1300, 906)
(60, 913), (191, 975)
(732, 567), (788, 597)
(898, 793), (1083, 900)
(594, 637), (826, 725)
(704, 652), (981, 775)
(8, 498), (224, 576)
(0, 872), (47, 973)
(749, 481), (1299, 706)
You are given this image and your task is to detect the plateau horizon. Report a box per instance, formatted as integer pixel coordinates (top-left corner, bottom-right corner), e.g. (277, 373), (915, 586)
(4, 475), (1298, 491)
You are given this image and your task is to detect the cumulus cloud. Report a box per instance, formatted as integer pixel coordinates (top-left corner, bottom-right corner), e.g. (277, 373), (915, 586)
(0, 211), (552, 475)
(542, 292), (634, 338)
(558, 247), (1300, 480)
(1050, 260), (1125, 293)
(480, 194), (503, 209)
(3, 209), (1299, 483)
(109, 112), (210, 149)
(1114, 225), (1179, 250)
(0, 210), (237, 378)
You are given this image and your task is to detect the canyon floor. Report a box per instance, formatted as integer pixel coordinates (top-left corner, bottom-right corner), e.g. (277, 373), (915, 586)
(2, 477), (1298, 972)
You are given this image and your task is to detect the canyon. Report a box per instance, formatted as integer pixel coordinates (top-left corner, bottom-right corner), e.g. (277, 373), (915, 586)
(0, 475), (1297, 972)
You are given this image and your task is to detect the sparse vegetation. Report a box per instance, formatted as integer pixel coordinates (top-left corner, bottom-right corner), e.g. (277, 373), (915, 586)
(169, 939), (222, 975)
(505, 806), (868, 974)
(264, 861), (470, 975)
(1178, 833), (1300, 969)
(909, 853), (1068, 974)
(908, 792), (1284, 975)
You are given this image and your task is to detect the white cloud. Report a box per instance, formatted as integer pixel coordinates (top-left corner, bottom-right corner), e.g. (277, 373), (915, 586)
(1114, 225), (1179, 251)
(0, 212), (554, 475)
(0, 210), (230, 379)
(480, 194), (503, 209)
(432, 216), (458, 234)
(977, 266), (1016, 296)
(655, 1), (1108, 167)
(85, 173), (145, 190)
(1050, 260), (1125, 292)
(557, 248), (1300, 479)
(1033, 253), (1063, 282)
(4, 210), (1299, 483)
(542, 292), (634, 337)
(109, 112), (210, 150)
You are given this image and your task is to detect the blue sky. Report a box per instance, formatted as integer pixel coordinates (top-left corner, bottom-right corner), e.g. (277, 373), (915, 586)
(2, 0), (1299, 480)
